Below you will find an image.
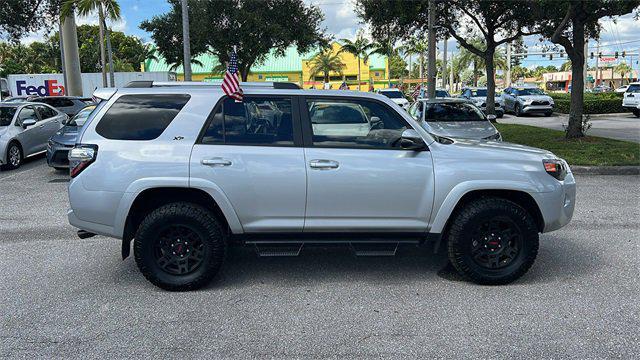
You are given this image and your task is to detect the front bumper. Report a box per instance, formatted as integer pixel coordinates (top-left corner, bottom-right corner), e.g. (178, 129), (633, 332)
(46, 141), (73, 168)
(522, 104), (554, 114)
(479, 105), (504, 116)
(532, 171), (576, 233)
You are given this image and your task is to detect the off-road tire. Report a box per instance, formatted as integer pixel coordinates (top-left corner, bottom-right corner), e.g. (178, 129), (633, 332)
(134, 202), (226, 291)
(446, 197), (539, 285)
(3, 142), (22, 170)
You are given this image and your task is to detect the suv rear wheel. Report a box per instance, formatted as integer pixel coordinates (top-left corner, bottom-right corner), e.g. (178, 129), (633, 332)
(446, 197), (539, 285)
(134, 202), (226, 291)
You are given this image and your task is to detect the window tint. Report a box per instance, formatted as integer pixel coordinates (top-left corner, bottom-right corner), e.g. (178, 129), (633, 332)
(17, 106), (37, 126)
(96, 94), (190, 140)
(36, 105), (57, 120)
(423, 102), (485, 122)
(201, 97), (294, 146)
(626, 84), (640, 93)
(306, 98), (409, 149)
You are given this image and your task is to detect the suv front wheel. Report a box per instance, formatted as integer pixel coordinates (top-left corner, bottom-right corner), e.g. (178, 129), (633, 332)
(446, 197), (539, 285)
(134, 202), (226, 291)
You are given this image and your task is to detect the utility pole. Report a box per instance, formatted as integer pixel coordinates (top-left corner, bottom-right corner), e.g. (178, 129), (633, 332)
(595, 41), (600, 86)
(58, 21), (68, 94)
(583, 39), (589, 90)
(449, 49), (454, 92)
(442, 37), (448, 90)
(506, 42), (511, 88)
(61, 13), (83, 96)
(426, 0), (436, 98)
(181, 0), (193, 81)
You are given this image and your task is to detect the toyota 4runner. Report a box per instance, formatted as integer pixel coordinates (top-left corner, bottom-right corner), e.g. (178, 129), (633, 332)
(68, 81), (576, 291)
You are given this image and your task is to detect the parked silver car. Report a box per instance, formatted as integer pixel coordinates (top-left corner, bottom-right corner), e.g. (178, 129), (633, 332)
(502, 86), (554, 116)
(68, 81), (575, 291)
(460, 87), (505, 117)
(408, 98), (501, 141)
(0, 102), (66, 169)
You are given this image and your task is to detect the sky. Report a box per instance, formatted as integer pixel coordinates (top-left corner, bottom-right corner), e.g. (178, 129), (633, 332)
(19, 0), (640, 71)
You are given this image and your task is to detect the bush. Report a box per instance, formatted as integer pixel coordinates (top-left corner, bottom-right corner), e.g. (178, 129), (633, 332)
(550, 92), (626, 114)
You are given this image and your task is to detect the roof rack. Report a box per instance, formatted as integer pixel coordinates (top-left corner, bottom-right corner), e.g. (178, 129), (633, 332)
(124, 80), (301, 90)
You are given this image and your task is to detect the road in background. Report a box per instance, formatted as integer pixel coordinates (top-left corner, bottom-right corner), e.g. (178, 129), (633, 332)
(500, 112), (640, 143)
(1, 160), (639, 358)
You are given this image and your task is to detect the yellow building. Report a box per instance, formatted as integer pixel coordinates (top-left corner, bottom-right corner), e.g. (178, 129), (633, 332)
(144, 42), (390, 90)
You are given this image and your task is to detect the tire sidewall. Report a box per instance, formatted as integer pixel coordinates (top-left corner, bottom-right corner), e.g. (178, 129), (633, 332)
(6, 143), (22, 169)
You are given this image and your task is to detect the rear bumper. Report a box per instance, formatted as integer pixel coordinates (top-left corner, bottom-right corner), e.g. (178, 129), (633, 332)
(68, 209), (120, 239)
(46, 142), (73, 168)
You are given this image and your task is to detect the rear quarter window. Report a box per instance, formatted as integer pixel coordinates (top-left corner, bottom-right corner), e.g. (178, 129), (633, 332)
(95, 94), (190, 140)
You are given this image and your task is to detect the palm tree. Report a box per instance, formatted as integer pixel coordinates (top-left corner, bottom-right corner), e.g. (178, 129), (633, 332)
(399, 38), (428, 83)
(62, 0), (121, 87)
(308, 50), (345, 84)
(457, 38), (507, 87)
(560, 60), (572, 72)
(169, 58), (203, 74)
(340, 33), (373, 91)
(136, 44), (158, 70)
(614, 62), (633, 84)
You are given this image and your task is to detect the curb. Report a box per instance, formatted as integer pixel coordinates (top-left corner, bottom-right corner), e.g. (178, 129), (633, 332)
(571, 166), (640, 175)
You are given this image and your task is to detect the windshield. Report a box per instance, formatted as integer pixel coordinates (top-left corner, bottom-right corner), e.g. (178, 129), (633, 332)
(66, 106), (96, 126)
(421, 102), (486, 122)
(471, 89), (487, 97)
(0, 107), (17, 126)
(517, 88), (545, 96)
(435, 90), (450, 98)
(379, 91), (404, 99)
(627, 84), (640, 93)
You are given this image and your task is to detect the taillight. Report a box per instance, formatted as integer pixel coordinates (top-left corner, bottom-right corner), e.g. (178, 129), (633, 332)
(543, 159), (567, 181)
(68, 145), (98, 178)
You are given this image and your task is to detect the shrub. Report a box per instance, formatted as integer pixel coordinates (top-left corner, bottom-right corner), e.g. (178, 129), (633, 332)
(550, 92), (625, 114)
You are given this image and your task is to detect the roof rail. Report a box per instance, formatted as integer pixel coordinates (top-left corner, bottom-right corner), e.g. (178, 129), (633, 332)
(123, 81), (301, 89)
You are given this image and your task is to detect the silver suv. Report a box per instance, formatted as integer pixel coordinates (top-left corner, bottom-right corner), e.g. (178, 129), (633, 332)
(68, 81), (576, 291)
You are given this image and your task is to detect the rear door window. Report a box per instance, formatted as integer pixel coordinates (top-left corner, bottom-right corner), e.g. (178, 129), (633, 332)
(95, 94), (190, 140)
(35, 105), (57, 120)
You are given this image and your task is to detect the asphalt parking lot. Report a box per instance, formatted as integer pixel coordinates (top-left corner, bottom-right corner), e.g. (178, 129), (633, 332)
(500, 112), (640, 143)
(1, 156), (639, 358)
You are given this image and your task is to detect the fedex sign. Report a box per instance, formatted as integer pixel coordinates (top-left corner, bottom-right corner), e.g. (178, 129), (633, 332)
(16, 80), (65, 96)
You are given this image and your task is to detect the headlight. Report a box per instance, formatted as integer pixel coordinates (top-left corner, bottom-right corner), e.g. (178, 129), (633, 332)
(483, 132), (502, 141)
(543, 159), (567, 180)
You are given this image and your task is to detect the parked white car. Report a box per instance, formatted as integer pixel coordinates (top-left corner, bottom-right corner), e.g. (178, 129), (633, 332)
(615, 85), (629, 93)
(622, 82), (640, 117)
(376, 88), (410, 110)
(0, 102), (66, 169)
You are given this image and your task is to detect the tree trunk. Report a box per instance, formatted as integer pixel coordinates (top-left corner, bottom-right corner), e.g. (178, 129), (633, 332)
(485, 49), (496, 118)
(97, 3), (107, 87)
(566, 19), (586, 139)
(473, 60), (478, 87)
(181, 0), (192, 81)
(388, 51), (392, 87)
(357, 57), (361, 91)
(103, 18), (115, 87)
(240, 66), (249, 82)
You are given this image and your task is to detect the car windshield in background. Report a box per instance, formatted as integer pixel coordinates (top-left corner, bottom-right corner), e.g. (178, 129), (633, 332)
(627, 84), (640, 93)
(422, 102), (485, 122)
(379, 91), (404, 99)
(471, 89), (487, 97)
(435, 90), (450, 97)
(66, 106), (96, 126)
(518, 88), (545, 96)
(0, 106), (17, 126)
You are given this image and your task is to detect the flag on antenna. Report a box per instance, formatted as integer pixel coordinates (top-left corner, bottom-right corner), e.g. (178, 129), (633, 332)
(221, 47), (243, 101)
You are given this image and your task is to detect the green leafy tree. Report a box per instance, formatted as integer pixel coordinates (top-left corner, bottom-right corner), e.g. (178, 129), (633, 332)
(0, 0), (60, 40)
(141, 0), (327, 81)
(308, 50), (345, 83)
(399, 37), (428, 81)
(510, 65), (529, 82)
(340, 32), (374, 90)
(560, 60), (572, 72)
(614, 62), (633, 84)
(533, 0), (639, 138)
(388, 53), (408, 79)
(369, 31), (398, 87)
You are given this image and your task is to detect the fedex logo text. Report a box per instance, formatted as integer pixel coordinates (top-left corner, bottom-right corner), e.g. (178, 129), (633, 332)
(16, 80), (65, 96)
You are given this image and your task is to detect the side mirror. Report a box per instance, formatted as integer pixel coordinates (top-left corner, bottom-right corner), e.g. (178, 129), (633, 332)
(486, 114), (497, 122)
(400, 129), (427, 151)
(370, 116), (384, 130)
(22, 119), (37, 129)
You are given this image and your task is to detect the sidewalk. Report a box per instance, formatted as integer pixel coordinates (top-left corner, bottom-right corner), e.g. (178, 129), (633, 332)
(499, 112), (640, 143)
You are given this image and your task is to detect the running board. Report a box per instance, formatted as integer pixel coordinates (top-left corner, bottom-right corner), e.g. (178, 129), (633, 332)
(254, 243), (304, 257)
(350, 242), (399, 256)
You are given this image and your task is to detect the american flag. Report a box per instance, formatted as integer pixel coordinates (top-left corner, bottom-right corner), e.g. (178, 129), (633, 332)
(411, 84), (421, 99)
(339, 81), (349, 90)
(221, 48), (243, 101)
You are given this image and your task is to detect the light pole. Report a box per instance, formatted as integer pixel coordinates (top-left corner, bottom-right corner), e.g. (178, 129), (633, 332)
(181, 0), (193, 81)
(426, 0), (436, 98)
(60, 12), (83, 96)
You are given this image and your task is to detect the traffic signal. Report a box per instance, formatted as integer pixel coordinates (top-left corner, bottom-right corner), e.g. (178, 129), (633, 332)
(615, 51), (619, 58)
(622, 51), (626, 58)
(590, 52), (594, 59)
(598, 52), (602, 58)
(549, 54), (553, 60)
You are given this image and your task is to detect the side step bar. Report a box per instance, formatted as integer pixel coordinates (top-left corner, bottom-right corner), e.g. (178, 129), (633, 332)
(251, 242), (401, 257)
(254, 243), (304, 257)
(350, 242), (399, 256)
(77, 230), (96, 239)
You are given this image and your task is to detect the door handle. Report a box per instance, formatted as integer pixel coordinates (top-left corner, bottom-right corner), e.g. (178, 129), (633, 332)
(201, 158), (232, 167)
(309, 159), (339, 170)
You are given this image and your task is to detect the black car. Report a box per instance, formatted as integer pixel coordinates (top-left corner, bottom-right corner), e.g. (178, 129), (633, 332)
(30, 96), (93, 117)
(46, 105), (96, 169)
